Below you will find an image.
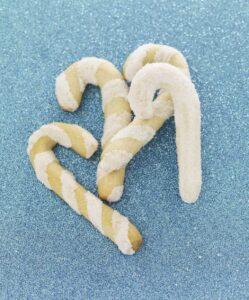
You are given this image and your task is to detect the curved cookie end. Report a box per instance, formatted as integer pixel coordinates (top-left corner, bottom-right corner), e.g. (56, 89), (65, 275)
(128, 223), (143, 253)
(55, 72), (80, 112)
(107, 186), (124, 203)
(180, 179), (202, 204)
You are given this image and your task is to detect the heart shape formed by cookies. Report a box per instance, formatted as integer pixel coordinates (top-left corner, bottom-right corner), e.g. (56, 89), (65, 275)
(28, 44), (202, 255)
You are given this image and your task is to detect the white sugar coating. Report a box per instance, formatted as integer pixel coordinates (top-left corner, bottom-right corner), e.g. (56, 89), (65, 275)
(124, 44), (149, 81)
(101, 78), (129, 109)
(153, 93), (174, 118)
(97, 150), (133, 180)
(60, 169), (80, 214)
(77, 57), (102, 85)
(55, 72), (79, 111)
(27, 124), (72, 154)
(33, 151), (56, 189)
(110, 125), (156, 143)
(85, 191), (104, 234)
(112, 210), (134, 255)
(107, 186), (124, 203)
(154, 45), (173, 62)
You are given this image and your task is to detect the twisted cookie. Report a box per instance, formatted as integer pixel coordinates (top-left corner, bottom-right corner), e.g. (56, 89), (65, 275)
(97, 44), (196, 203)
(97, 92), (174, 202)
(27, 123), (142, 255)
(98, 63), (201, 203)
(55, 57), (131, 148)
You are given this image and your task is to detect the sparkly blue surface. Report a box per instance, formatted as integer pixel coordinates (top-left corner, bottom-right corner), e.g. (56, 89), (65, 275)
(1, 0), (249, 299)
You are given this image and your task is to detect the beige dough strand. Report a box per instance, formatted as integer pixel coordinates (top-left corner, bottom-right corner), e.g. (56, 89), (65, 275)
(27, 122), (142, 255)
(55, 57), (131, 148)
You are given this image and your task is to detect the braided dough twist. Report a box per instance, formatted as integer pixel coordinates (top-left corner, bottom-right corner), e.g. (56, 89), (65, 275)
(97, 44), (195, 203)
(27, 123), (142, 255)
(56, 57), (131, 148)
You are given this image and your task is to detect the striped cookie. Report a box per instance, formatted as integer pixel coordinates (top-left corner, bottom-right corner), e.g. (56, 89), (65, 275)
(27, 122), (142, 255)
(55, 57), (131, 148)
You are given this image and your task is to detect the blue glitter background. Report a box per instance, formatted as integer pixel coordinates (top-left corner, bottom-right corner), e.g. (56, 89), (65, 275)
(0, 0), (249, 299)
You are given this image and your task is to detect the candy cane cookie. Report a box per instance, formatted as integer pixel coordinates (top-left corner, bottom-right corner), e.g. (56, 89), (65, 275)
(97, 92), (174, 202)
(27, 123), (142, 255)
(55, 57), (131, 148)
(130, 63), (201, 202)
(123, 43), (190, 81)
(97, 45), (192, 203)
